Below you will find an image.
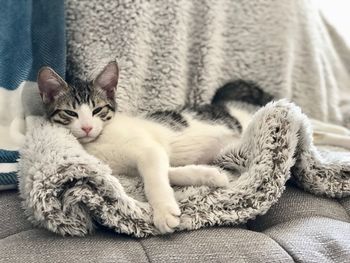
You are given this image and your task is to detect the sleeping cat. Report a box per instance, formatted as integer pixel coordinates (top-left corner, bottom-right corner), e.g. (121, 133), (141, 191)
(37, 61), (350, 234)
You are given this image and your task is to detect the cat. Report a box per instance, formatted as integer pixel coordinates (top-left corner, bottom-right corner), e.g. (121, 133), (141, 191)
(37, 61), (350, 234)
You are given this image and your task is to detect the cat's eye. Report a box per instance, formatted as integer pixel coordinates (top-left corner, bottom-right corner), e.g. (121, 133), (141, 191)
(63, 110), (78, 117)
(93, 107), (103, 115)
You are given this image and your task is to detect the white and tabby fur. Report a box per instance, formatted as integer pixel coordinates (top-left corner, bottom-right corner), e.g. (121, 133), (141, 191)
(37, 61), (350, 233)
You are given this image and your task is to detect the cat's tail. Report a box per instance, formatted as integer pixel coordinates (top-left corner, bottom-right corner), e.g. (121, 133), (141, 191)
(211, 80), (274, 107)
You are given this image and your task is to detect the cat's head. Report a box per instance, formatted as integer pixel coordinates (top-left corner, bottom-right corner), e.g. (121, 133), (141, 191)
(37, 61), (119, 143)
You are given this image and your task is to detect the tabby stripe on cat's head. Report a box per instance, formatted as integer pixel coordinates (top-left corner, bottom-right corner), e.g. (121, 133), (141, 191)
(49, 109), (75, 125)
(95, 105), (115, 121)
(49, 109), (61, 118)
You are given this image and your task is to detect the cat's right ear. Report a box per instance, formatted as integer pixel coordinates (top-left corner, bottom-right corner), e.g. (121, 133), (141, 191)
(37, 67), (67, 104)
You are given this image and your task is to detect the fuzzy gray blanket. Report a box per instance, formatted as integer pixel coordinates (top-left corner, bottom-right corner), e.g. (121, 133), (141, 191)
(18, 100), (350, 237)
(18, 0), (350, 237)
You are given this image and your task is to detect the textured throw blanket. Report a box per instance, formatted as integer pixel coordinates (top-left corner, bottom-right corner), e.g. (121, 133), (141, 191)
(17, 0), (350, 236)
(0, 1), (65, 190)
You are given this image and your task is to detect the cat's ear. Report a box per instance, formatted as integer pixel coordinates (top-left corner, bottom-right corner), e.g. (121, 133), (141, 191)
(93, 61), (119, 100)
(37, 67), (67, 104)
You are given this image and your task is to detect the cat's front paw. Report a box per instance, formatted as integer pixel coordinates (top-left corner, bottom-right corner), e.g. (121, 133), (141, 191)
(205, 168), (229, 188)
(152, 202), (181, 234)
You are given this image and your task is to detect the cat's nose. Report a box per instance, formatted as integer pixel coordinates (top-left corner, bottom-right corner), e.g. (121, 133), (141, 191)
(81, 126), (93, 135)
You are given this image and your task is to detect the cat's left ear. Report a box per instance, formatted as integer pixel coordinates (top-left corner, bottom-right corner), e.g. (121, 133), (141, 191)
(93, 61), (119, 100)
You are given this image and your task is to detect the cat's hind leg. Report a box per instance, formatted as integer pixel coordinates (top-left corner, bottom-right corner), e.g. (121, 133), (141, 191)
(169, 165), (230, 187)
(313, 131), (350, 149)
(310, 119), (350, 149)
(311, 119), (350, 135)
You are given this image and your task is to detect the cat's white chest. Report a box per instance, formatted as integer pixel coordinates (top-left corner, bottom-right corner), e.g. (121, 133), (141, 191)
(83, 131), (136, 175)
(83, 114), (173, 174)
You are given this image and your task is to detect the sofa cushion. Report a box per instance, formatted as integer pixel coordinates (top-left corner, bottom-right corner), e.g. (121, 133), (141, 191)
(339, 197), (350, 215)
(139, 227), (293, 263)
(0, 190), (32, 239)
(264, 217), (350, 262)
(0, 228), (294, 263)
(0, 229), (149, 263)
(247, 184), (350, 232)
(1, 186), (349, 263)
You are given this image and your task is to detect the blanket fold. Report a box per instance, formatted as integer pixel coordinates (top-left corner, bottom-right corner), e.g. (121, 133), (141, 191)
(18, 100), (350, 237)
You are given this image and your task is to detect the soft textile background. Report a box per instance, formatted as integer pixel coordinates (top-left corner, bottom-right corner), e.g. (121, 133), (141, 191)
(66, 0), (350, 122)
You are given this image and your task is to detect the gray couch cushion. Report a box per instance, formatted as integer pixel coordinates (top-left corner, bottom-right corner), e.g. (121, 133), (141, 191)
(248, 184), (350, 232)
(1, 186), (350, 263)
(0, 229), (149, 263)
(0, 190), (32, 239)
(139, 227), (293, 263)
(265, 217), (350, 262)
(339, 197), (350, 215)
(0, 228), (293, 263)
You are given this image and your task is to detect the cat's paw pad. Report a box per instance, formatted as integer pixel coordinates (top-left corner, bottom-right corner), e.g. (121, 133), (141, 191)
(205, 168), (229, 188)
(153, 203), (181, 234)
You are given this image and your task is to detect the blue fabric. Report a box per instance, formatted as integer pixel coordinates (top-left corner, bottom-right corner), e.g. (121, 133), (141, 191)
(0, 172), (17, 185)
(0, 0), (66, 187)
(0, 150), (19, 163)
(0, 0), (66, 89)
